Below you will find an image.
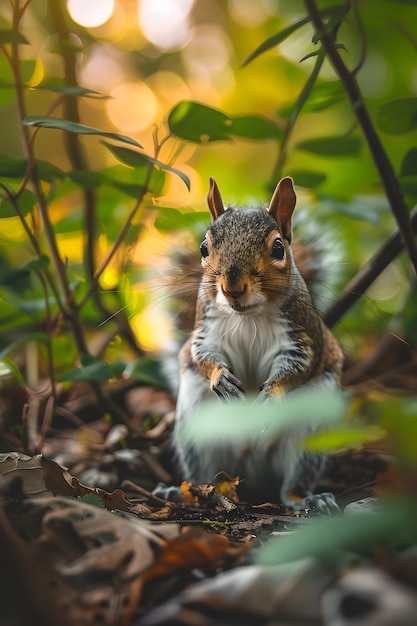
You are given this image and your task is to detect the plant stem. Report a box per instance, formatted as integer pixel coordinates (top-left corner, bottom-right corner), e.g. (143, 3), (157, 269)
(272, 49), (325, 181)
(305, 0), (417, 277)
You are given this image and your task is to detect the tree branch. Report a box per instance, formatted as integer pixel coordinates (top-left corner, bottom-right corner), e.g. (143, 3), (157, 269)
(305, 0), (417, 278)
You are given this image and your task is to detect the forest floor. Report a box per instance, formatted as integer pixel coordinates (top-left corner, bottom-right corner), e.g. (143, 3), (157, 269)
(1, 343), (417, 626)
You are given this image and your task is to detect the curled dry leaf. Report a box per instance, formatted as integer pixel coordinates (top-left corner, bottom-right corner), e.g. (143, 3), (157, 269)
(2, 495), (158, 626)
(143, 526), (245, 585)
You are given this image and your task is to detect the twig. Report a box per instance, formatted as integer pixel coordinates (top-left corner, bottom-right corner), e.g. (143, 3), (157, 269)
(305, 0), (417, 278)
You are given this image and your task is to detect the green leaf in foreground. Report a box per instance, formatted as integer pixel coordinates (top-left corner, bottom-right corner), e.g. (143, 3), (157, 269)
(59, 353), (114, 382)
(258, 502), (416, 565)
(377, 98), (417, 135)
(23, 116), (143, 148)
(102, 142), (190, 190)
(296, 136), (361, 156)
(183, 388), (347, 445)
(304, 425), (384, 452)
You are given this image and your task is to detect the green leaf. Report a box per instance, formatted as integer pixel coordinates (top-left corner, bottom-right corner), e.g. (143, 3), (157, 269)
(399, 176), (417, 198)
(0, 357), (26, 387)
(0, 188), (37, 218)
(168, 101), (232, 143)
(400, 148), (417, 177)
(183, 388), (347, 445)
(377, 98), (417, 135)
(25, 255), (50, 273)
(124, 357), (169, 389)
(242, 4), (346, 66)
(0, 155), (64, 181)
(0, 29), (28, 44)
(23, 116), (143, 148)
(59, 353), (114, 382)
(153, 207), (208, 232)
(304, 426), (384, 452)
(258, 503), (416, 566)
(36, 85), (106, 98)
(102, 142), (190, 190)
(304, 82), (345, 112)
(68, 170), (109, 188)
(0, 333), (50, 362)
(291, 170), (327, 188)
(296, 136), (361, 156)
(229, 115), (283, 140)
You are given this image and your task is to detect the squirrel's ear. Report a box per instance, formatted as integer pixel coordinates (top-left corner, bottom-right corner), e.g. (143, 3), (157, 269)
(207, 177), (225, 220)
(268, 176), (296, 242)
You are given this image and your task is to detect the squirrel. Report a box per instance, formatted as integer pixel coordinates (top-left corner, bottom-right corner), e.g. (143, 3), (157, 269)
(164, 176), (344, 512)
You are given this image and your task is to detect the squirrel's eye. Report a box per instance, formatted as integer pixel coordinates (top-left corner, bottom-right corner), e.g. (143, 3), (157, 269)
(270, 238), (285, 260)
(200, 239), (209, 258)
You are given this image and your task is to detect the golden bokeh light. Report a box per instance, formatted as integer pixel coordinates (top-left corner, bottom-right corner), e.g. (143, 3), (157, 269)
(67, 0), (114, 28)
(138, 0), (195, 51)
(106, 82), (159, 133)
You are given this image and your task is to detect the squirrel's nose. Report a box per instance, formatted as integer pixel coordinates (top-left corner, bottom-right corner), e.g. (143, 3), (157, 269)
(221, 282), (247, 299)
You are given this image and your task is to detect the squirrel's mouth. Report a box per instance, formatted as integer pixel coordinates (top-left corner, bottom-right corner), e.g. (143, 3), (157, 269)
(230, 301), (260, 313)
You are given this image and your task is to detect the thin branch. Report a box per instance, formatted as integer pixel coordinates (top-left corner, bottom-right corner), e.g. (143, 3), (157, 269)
(48, 0), (97, 284)
(305, 0), (417, 278)
(324, 204), (417, 328)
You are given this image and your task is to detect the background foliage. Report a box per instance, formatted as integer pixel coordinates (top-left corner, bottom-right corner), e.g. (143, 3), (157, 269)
(0, 0), (417, 422)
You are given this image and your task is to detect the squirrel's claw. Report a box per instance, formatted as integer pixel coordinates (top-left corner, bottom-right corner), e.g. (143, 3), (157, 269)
(300, 492), (340, 515)
(211, 368), (245, 400)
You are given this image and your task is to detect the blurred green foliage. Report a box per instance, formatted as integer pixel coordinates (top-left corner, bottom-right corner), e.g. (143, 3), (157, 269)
(0, 0), (416, 418)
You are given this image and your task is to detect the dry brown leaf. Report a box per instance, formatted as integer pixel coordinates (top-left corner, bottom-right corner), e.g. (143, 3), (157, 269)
(143, 526), (237, 584)
(2, 496), (156, 625)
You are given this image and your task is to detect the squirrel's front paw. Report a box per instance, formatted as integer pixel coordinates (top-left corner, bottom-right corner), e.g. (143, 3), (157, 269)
(258, 380), (284, 401)
(210, 367), (245, 400)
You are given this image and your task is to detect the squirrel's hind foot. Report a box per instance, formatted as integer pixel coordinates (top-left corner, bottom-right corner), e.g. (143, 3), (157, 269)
(299, 492), (340, 515)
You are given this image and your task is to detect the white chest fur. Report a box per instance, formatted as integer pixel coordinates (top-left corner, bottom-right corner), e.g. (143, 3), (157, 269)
(201, 303), (293, 392)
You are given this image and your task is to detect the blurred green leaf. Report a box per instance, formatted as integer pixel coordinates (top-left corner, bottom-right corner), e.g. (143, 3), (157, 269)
(124, 357), (169, 389)
(168, 101), (232, 143)
(0, 333), (50, 362)
(0, 357), (26, 387)
(229, 115), (283, 140)
(377, 98), (417, 134)
(242, 4), (346, 66)
(68, 170), (109, 188)
(399, 176), (417, 198)
(36, 84), (106, 97)
(258, 503), (416, 565)
(400, 148), (417, 177)
(154, 207), (208, 232)
(59, 353), (114, 382)
(102, 142), (190, 190)
(184, 388), (347, 445)
(0, 188), (37, 218)
(0, 29), (28, 44)
(291, 170), (327, 188)
(0, 155), (64, 181)
(304, 81), (345, 112)
(304, 425), (384, 452)
(296, 136), (361, 156)
(23, 116), (143, 147)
